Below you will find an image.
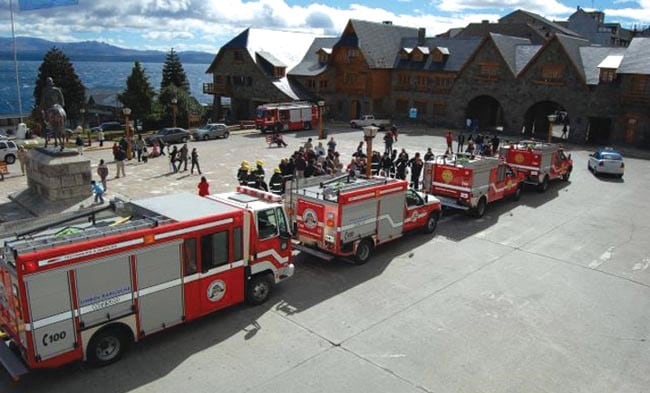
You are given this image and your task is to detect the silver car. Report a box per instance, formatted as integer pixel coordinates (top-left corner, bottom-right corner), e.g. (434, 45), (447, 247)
(588, 148), (624, 178)
(191, 123), (230, 141)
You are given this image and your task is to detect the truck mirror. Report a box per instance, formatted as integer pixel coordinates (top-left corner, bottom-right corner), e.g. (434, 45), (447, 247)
(279, 230), (291, 240)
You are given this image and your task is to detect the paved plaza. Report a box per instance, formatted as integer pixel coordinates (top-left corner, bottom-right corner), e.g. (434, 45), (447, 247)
(1, 124), (649, 392)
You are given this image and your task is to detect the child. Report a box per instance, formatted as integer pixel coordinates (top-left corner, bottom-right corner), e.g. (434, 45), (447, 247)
(198, 176), (210, 197)
(91, 180), (105, 204)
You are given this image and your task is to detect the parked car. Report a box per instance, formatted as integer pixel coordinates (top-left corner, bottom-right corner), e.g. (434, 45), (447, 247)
(0, 139), (18, 164)
(191, 123), (230, 141)
(349, 115), (391, 130)
(145, 127), (191, 146)
(588, 147), (625, 178)
(91, 122), (123, 133)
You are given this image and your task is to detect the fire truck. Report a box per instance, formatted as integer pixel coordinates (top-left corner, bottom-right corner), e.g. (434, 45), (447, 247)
(0, 189), (293, 379)
(499, 140), (573, 192)
(285, 174), (442, 265)
(255, 101), (319, 133)
(422, 154), (525, 218)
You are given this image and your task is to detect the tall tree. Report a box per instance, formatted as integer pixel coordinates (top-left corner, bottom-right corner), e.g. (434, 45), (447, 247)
(158, 85), (204, 128)
(160, 48), (190, 94)
(33, 47), (86, 122)
(118, 61), (156, 125)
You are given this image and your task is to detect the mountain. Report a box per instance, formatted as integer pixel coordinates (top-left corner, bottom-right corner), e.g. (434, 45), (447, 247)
(0, 36), (215, 63)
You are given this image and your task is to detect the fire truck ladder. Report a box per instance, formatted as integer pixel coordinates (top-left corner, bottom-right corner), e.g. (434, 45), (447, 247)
(6, 215), (170, 257)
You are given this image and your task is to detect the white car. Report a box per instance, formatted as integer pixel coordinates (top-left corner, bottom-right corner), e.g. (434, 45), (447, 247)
(0, 139), (18, 164)
(588, 148), (624, 178)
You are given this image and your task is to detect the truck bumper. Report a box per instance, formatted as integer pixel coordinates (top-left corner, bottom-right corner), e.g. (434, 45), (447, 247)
(277, 263), (295, 282)
(0, 339), (28, 381)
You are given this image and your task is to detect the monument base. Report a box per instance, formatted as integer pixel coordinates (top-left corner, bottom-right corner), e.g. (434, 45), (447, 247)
(25, 148), (92, 202)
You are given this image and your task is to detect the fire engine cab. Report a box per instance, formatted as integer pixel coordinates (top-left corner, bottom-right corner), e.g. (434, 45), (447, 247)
(500, 140), (573, 192)
(422, 154), (525, 218)
(0, 189), (293, 379)
(255, 101), (319, 133)
(286, 175), (441, 265)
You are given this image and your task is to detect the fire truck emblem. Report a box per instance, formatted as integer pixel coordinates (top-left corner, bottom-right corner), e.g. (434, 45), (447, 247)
(302, 208), (318, 230)
(514, 153), (524, 164)
(207, 280), (226, 302)
(441, 169), (454, 183)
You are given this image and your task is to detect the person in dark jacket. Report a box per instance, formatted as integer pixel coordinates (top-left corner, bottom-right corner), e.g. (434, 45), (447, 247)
(408, 153), (424, 190)
(371, 151), (381, 175)
(380, 152), (393, 177)
(237, 161), (250, 185)
(254, 160), (268, 191)
(424, 148), (434, 161)
(395, 156), (408, 180)
(383, 131), (393, 154)
(269, 167), (284, 195)
(169, 146), (178, 173)
(190, 148), (201, 175)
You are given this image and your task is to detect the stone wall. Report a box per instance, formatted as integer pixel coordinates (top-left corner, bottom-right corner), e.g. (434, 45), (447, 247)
(25, 149), (92, 201)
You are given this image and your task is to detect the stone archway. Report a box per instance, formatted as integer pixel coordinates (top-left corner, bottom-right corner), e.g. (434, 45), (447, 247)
(466, 95), (504, 132)
(523, 101), (570, 140)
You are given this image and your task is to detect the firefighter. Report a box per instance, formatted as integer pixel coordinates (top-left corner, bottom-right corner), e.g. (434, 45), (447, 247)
(246, 168), (258, 189)
(408, 152), (424, 190)
(237, 161), (250, 185)
(254, 160), (268, 191)
(269, 168), (284, 195)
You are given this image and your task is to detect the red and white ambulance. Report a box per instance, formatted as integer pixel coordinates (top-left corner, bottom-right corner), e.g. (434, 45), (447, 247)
(285, 175), (441, 264)
(255, 101), (319, 133)
(422, 154), (525, 218)
(0, 189), (293, 379)
(499, 140), (573, 192)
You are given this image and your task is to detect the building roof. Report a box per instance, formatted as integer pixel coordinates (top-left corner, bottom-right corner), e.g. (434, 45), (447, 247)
(491, 33), (533, 75)
(340, 19), (420, 69)
(515, 44), (542, 74)
(580, 47), (626, 84)
(555, 33), (592, 81)
(617, 37), (650, 74)
(500, 9), (582, 37)
(395, 37), (482, 72)
(458, 22), (547, 43)
(289, 37), (339, 77)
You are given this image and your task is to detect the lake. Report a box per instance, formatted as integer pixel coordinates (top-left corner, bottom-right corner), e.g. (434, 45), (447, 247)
(0, 60), (214, 116)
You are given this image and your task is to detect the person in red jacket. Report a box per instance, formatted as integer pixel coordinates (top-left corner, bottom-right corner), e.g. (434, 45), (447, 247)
(445, 131), (454, 153)
(198, 176), (210, 197)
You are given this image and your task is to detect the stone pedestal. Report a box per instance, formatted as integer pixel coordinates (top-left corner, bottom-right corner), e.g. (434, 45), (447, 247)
(25, 148), (92, 201)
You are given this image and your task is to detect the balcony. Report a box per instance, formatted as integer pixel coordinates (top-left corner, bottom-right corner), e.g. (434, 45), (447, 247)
(203, 82), (230, 96)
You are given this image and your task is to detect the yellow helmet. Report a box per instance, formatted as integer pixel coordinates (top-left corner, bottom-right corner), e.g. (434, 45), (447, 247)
(241, 160), (249, 167)
(256, 160), (264, 166)
(274, 167), (281, 173)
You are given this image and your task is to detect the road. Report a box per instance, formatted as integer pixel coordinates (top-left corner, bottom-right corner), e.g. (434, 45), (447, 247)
(1, 125), (649, 392)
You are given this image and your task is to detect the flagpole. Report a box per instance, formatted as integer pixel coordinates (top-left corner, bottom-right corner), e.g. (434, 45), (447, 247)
(9, 0), (24, 122)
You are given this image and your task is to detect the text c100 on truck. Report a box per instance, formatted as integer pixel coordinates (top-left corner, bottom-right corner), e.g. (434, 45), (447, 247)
(0, 189), (293, 380)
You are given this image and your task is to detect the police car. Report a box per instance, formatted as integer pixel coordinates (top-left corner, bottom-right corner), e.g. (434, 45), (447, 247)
(587, 147), (624, 178)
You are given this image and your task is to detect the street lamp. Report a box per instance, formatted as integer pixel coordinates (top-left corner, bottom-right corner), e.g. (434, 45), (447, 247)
(123, 107), (132, 159)
(363, 126), (378, 178)
(171, 98), (178, 128)
(80, 108), (89, 146)
(317, 100), (325, 140)
(547, 114), (557, 143)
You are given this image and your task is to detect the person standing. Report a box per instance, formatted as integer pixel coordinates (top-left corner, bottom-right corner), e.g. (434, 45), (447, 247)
(327, 136), (337, 153)
(395, 156), (408, 180)
(457, 132), (465, 153)
(75, 135), (84, 155)
(115, 147), (126, 178)
(269, 167), (284, 195)
(304, 137), (313, 152)
(179, 143), (189, 171)
(97, 159), (109, 190)
(91, 180), (105, 204)
(491, 134), (500, 155)
(466, 117), (472, 133)
(169, 145), (178, 173)
(190, 148), (201, 175)
(408, 152), (424, 190)
(383, 131), (394, 155)
(98, 129), (105, 147)
(17, 145), (27, 176)
(237, 161), (249, 185)
(135, 135), (145, 162)
(445, 131), (453, 153)
(197, 176), (210, 197)
(424, 147), (434, 162)
(254, 160), (268, 191)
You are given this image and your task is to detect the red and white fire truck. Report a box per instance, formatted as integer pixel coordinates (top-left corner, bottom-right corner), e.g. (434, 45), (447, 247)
(255, 101), (319, 133)
(285, 175), (442, 265)
(422, 154), (525, 218)
(499, 140), (573, 192)
(0, 189), (293, 379)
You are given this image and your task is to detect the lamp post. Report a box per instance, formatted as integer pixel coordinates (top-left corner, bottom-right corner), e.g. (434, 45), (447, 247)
(171, 98), (178, 128)
(317, 100), (325, 140)
(123, 107), (132, 159)
(363, 126), (378, 178)
(547, 114), (557, 143)
(80, 108), (89, 146)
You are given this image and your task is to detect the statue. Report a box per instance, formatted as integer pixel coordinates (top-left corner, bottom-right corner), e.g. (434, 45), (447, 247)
(40, 77), (67, 151)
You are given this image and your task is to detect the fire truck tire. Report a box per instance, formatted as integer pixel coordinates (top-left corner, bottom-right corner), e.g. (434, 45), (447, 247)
(512, 185), (522, 201)
(423, 213), (438, 234)
(86, 325), (131, 367)
(261, 126), (267, 133)
(246, 274), (273, 305)
(354, 239), (373, 265)
(473, 197), (487, 218)
(538, 176), (549, 193)
(562, 168), (572, 181)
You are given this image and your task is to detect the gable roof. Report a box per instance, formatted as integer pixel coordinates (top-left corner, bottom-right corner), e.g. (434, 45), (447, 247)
(500, 9), (581, 37)
(337, 19), (420, 69)
(491, 33), (533, 74)
(289, 37), (339, 77)
(515, 44), (542, 74)
(396, 36), (482, 72)
(617, 37), (650, 75)
(555, 33), (591, 81)
(458, 22), (547, 44)
(580, 47), (626, 84)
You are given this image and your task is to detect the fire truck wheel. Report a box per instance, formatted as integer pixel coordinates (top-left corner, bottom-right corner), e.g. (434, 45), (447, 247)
(423, 213), (438, 234)
(473, 197), (487, 218)
(87, 326), (130, 367)
(354, 239), (373, 265)
(538, 176), (549, 193)
(247, 274), (273, 305)
(512, 185), (522, 201)
(562, 169), (572, 181)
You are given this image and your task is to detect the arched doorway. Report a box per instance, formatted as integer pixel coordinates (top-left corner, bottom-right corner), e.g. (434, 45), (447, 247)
(466, 95), (504, 132)
(523, 101), (570, 140)
(350, 100), (361, 120)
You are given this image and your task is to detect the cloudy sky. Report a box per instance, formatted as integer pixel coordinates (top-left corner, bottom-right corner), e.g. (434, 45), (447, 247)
(1, 0), (649, 53)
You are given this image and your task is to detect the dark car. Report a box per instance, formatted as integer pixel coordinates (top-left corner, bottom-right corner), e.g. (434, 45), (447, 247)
(145, 127), (191, 146)
(91, 122), (123, 133)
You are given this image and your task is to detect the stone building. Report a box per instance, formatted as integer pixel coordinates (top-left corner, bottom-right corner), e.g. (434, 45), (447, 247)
(566, 7), (633, 47)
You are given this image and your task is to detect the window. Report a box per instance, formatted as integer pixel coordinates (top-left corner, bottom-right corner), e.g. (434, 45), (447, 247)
(497, 165), (506, 182)
(344, 73), (358, 85)
(201, 231), (229, 272)
(233, 227), (243, 262)
(398, 74), (410, 85)
(319, 79), (328, 89)
(275, 207), (288, 235)
(479, 63), (499, 79)
(215, 75), (223, 84)
(318, 52), (329, 64)
(273, 67), (286, 78)
(183, 238), (197, 276)
(541, 64), (564, 81)
(347, 49), (358, 58)
(631, 76), (649, 94)
(412, 51), (424, 62)
(257, 209), (279, 239)
(307, 80), (316, 89)
(599, 69), (616, 83)
(233, 50), (244, 62)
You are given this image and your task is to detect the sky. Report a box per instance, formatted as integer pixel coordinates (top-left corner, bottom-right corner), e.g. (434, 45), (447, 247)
(1, 0), (649, 53)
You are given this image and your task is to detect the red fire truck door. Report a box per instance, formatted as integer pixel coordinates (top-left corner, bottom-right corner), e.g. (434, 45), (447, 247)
(252, 207), (291, 274)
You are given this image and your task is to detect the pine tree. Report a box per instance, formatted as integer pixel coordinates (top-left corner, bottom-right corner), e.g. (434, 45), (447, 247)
(160, 48), (190, 94)
(118, 61), (156, 125)
(33, 47), (86, 122)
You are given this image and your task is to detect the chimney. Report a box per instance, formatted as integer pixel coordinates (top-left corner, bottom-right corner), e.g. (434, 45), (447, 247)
(382, 21), (392, 25)
(418, 28), (426, 45)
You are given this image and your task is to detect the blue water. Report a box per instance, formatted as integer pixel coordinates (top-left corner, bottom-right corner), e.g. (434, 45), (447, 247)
(0, 60), (213, 116)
